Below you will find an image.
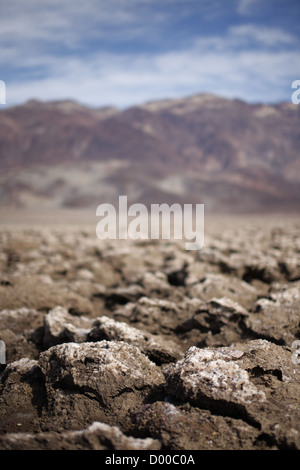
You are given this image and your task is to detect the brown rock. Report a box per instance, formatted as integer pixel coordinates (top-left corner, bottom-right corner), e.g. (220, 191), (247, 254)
(89, 315), (183, 363)
(38, 341), (165, 432)
(0, 421), (161, 450)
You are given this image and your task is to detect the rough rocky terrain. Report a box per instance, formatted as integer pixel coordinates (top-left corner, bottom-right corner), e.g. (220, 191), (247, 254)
(0, 215), (299, 450)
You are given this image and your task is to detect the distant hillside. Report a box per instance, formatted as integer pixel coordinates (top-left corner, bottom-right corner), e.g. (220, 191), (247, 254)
(0, 93), (299, 212)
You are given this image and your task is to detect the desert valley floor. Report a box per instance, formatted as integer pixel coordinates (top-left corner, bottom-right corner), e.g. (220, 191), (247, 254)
(0, 212), (299, 450)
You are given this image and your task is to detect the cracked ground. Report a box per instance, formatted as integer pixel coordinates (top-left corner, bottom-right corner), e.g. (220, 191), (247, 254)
(0, 215), (299, 450)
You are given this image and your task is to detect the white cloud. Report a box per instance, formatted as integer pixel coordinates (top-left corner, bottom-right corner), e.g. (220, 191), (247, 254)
(0, 0), (181, 47)
(6, 37), (300, 108)
(230, 24), (296, 46)
(237, 0), (260, 15)
(1, 1), (299, 107)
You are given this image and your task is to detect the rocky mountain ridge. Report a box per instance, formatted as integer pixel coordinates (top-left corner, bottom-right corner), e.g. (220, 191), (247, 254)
(0, 93), (299, 212)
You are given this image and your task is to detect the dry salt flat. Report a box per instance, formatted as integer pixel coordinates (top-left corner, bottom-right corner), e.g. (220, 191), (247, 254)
(0, 214), (299, 450)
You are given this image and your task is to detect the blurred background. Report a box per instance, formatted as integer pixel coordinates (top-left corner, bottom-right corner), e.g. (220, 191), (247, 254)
(0, 0), (299, 223)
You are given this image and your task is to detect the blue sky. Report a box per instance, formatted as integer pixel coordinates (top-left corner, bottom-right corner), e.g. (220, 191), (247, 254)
(1, 0), (300, 108)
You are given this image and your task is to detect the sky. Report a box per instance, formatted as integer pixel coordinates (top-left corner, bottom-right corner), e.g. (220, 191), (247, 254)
(0, 0), (300, 108)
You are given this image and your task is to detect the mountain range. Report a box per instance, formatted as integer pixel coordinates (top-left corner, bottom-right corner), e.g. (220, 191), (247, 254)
(0, 93), (299, 213)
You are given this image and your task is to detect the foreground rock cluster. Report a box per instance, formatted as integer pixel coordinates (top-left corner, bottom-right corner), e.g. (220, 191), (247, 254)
(0, 217), (299, 450)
